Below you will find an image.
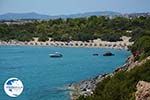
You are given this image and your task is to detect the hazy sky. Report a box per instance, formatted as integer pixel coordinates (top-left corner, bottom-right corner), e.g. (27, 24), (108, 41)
(0, 0), (150, 15)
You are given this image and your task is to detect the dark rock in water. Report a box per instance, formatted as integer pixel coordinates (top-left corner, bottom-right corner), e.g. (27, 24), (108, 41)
(93, 53), (99, 56)
(103, 52), (114, 56)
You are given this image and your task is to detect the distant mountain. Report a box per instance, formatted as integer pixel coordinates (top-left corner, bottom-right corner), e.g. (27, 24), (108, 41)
(0, 12), (50, 20)
(0, 11), (122, 20)
(57, 11), (121, 19)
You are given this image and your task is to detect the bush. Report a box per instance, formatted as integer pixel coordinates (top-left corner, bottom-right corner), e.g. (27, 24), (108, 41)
(100, 33), (122, 42)
(15, 31), (33, 42)
(38, 35), (49, 42)
(131, 36), (150, 60)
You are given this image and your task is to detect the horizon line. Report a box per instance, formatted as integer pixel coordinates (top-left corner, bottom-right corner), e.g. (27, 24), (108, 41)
(0, 10), (150, 16)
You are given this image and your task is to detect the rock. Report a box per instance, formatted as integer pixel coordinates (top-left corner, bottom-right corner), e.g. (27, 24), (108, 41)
(128, 56), (150, 71)
(136, 81), (150, 100)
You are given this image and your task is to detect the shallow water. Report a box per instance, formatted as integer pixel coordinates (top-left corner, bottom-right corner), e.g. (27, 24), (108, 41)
(0, 46), (131, 100)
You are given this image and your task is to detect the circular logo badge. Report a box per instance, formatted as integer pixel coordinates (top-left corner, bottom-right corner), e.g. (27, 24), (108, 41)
(4, 78), (24, 97)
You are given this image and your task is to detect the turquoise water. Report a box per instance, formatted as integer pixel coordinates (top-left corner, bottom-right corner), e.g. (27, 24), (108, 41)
(0, 46), (131, 100)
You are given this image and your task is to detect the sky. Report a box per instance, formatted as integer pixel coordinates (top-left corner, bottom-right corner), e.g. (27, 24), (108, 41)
(0, 0), (150, 15)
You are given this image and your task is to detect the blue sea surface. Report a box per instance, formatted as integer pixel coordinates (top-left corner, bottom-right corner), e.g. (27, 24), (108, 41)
(0, 46), (131, 100)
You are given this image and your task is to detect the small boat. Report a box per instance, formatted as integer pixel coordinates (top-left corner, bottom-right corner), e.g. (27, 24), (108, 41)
(93, 53), (99, 56)
(49, 52), (63, 58)
(103, 52), (114, 56)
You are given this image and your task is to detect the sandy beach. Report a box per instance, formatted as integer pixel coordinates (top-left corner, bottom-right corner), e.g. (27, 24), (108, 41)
(0, 36), (133, 49)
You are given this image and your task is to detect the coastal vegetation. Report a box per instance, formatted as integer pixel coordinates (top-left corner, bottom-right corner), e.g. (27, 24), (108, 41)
(0, 16), (150, 42)
(131, 36), (150, 61)
(78, 60), (150, 100)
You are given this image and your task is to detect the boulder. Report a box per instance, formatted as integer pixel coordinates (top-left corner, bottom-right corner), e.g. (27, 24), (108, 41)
(135, 81), (150, 100)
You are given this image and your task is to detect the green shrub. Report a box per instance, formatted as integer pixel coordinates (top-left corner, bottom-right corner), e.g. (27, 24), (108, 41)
(131, 36), (150, 60)
(100, 33), (122, 42)
(38, 35), (49, 42)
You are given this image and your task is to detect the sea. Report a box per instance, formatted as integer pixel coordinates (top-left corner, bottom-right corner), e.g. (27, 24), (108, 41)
(0, 46), (131, 100)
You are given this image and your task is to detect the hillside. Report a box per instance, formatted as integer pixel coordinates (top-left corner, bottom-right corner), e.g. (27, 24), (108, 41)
(0, 11), (121, 20)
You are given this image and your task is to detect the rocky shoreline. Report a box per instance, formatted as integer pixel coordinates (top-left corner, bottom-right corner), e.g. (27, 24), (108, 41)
(68, 55), (150, 100)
